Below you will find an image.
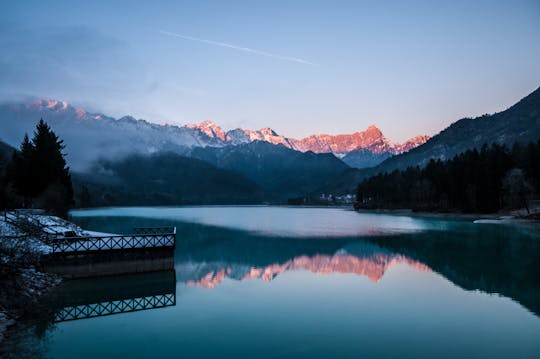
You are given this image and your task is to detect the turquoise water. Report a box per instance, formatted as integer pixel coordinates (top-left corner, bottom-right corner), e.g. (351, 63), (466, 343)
(13, 207), (540, 358)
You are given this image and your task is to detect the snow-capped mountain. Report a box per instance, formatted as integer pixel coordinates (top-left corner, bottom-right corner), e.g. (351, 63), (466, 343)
(1, 100), (220, 168)
(186, 120), (429, 157)
(0, 99), (429, 169)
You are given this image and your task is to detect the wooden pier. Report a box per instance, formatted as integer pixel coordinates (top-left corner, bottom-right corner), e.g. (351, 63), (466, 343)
(42, 227), (177, 278)
(4, 210), (178, 278)
(49, 227), (176, 256)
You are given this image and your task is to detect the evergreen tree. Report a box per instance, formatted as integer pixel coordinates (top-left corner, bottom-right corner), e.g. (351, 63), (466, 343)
(9, 119), (74, 217)
(10, 134), (35, 207)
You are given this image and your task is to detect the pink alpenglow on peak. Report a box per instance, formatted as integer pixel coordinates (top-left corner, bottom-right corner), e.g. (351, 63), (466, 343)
(186, 120), (227, 141)
(185, 119), (430, 156)
(32, 99), (69, 111)
(395, 135), (431, 153)
(288, 125), (429, 155)
(24, 99), (429, 156)
(29, 99), (90, 121)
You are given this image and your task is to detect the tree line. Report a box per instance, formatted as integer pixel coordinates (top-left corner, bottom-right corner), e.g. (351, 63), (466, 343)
(355, 141), (540, 213)
(0, 119), (74, 217)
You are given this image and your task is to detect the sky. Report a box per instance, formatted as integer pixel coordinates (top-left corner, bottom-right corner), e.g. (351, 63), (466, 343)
(1, 0), (539, 142)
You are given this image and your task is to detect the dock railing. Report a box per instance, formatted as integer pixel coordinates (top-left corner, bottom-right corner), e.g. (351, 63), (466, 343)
(50, 227), (176, 255)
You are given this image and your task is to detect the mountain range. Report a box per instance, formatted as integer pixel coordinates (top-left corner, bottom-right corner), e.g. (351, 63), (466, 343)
(0, 99), (428, 170)
(1, 85), (539, 204)
(189, 141), (349, 197)
(188, 119), (429, 156)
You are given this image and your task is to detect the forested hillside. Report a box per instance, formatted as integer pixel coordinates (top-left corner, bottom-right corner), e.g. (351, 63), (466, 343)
(356, 141), (540, 213)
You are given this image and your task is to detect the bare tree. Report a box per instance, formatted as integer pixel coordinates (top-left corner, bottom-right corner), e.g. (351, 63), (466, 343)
(502, 168), (534, 214)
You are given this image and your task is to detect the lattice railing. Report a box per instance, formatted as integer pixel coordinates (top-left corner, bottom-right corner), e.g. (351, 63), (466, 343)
(54, 293), (176, 322)
(50, 227), (176, 254)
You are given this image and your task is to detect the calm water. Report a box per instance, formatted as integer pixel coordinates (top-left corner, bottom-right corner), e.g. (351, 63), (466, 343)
(8, 206), (540, 358)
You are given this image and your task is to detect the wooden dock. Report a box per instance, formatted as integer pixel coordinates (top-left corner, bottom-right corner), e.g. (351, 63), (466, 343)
(49, 227), (176, 256)
(42, 227), (177, 278)
(3, 211), (178, 278)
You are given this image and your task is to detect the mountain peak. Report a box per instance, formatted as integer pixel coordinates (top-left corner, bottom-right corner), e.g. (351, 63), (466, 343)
(32, 99), (69, 111)
(199, 119), (219, 127)
(28, 98), (94, 120)
(259, 127), (278, 136)
(366, 124), (381, 131)
(362, 124), (384, 138)
(186, 120), (227, 140)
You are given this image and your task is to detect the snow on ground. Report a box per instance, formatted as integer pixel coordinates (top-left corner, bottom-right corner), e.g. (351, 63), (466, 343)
(2, 212), (127, 255)
(24, 214), (87, 236)
(1, 215), (62, 345)
(2, 213), (141, 261)
(0, 218), (21, 237)
(14, 213), (117, 238)
(0, 217), (52, 255)
(2, 212), (115, 240)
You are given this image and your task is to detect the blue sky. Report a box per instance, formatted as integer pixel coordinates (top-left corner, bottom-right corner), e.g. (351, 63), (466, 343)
(1, 0), (539, 141)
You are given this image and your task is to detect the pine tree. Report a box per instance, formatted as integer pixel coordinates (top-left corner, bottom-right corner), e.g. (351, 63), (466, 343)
(10, 134), (36, 207)
(10, 119), (74, 216)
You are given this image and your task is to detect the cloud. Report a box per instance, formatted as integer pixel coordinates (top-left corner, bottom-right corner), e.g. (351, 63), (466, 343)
(0, 25), (137, 98)
(158, 29), (315, 66)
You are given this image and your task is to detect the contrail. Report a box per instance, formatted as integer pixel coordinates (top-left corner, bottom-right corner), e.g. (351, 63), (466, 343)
(158, 29), (315, 65)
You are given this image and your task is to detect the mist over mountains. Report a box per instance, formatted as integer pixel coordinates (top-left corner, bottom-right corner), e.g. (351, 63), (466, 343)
(0, 99), (428, 170)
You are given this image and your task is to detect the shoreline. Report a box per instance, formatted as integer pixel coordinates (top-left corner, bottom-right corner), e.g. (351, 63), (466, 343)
(0, 263), (61, 349)
(354, 208), (540, 224)
(0, 213), (69, 348)
(71, 204), (540, 224)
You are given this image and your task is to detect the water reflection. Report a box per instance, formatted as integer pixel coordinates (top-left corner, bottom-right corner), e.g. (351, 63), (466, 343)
(1, 271), (177, 359)
(72, 212), (540, 317)
(46, 271), (177, 322)
(369, 224), (540, 316)
(178, 243), (430, 288)
(72, 206), (437, 238)
(6, 208), (540, 358)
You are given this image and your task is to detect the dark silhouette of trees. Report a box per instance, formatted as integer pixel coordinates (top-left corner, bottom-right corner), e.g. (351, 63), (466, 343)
(356, 140), (540, 213)
(0, 142), (16, 210)
(502, 169), (534, 213)
(4, 119), (74, 217)
(11, 135), (35, 206)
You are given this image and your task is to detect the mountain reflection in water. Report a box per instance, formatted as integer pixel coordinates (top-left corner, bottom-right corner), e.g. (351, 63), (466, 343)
(179, 247), (430, 288)
(172, 223), (539, 317)
(73, 210), (540, 317)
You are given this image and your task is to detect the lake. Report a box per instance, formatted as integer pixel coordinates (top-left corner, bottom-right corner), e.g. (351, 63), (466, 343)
(8, 206), (540, 358)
